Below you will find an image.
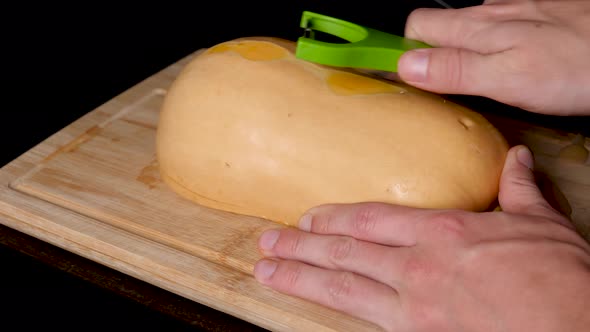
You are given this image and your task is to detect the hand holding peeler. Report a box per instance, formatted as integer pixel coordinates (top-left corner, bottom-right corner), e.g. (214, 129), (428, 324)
(295, 11), (431, 73)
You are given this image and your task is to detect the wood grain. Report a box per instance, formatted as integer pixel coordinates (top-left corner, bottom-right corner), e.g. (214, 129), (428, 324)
(1, 48), (589, 332)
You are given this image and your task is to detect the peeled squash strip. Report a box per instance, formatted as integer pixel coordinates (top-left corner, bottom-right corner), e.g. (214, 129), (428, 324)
(156, 37), (509, 226)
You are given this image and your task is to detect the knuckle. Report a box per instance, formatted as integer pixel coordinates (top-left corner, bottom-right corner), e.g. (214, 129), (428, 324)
(279, 261), (303, 290)
(405, 8), (428, 37)
(422, 211), (468, 241)
(287, 231), (306, 256)
(328, 237), (355, 265)
(327, 272), (355, 306)
(352, 205), (380, 237)
(402, 256), (437, 281)
(316, 213), (333, 234)
(444, 48), (465, 91)
(507, 170), (537, 189)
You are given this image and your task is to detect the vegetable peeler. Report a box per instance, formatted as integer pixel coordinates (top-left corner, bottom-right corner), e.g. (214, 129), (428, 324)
(295, 11), (431, 72)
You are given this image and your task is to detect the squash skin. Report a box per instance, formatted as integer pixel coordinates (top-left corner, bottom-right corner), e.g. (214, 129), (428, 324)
(156, 37), (509, 226)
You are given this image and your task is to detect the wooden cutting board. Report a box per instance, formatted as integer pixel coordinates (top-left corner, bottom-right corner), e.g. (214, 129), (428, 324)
(1, 48), (589, 332)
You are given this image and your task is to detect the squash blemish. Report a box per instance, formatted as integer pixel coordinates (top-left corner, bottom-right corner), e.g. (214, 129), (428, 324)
(326, 71), (403, 96)
(206, 41), (288, 61)
(458, 118), (475, 130)
(387, 183), (410, 198)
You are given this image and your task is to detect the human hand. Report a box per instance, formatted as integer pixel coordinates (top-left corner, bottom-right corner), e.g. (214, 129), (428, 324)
(396, 0), (590, 116)
(253, 145), (590, 332)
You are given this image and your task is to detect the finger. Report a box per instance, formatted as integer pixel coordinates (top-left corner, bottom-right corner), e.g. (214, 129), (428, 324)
(405, 7), (494, 49)
(254, 259), (400, 330)
(397, 47), (503, 96)
(498, 145), (566, 221)
(258, 228), (412, 288)
(484, 0), (530, 6)
(298, 202), (423, 246)
(405, 5), (517, 50)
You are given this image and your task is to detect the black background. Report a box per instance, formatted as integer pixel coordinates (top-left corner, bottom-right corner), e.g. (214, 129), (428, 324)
(4, 0), (462, 167)
(2, 1), (588, 331)
(3, 0), (587, 168)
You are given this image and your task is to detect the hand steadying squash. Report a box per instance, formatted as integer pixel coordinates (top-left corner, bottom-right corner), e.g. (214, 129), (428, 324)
(255, 145), (590, 332)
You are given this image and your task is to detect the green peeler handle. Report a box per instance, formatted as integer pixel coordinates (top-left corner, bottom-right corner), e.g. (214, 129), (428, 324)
(295, 11), (431, 72)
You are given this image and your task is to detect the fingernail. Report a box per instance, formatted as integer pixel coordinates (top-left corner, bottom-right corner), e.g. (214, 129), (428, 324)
(298, 213), (312, 232)
(259, 230), (280, 250)
(254, 260), (277, 282)
(399, 49), (430, 83)
(516, 146), (534, 170)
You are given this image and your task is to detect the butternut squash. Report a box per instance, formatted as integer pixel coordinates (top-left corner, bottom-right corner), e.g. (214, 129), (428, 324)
(156, 37), (509, 226)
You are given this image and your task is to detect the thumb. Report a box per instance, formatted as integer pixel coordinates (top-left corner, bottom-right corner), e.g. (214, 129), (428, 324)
(397, 47), (498, 96)
(498, 145), (562, 219)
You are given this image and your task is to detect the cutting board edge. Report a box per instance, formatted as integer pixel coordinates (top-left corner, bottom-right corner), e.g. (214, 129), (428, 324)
(0, 186), (374, 332)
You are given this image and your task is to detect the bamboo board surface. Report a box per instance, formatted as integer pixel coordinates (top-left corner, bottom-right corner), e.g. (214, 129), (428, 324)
(1, 48), (589, 332)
